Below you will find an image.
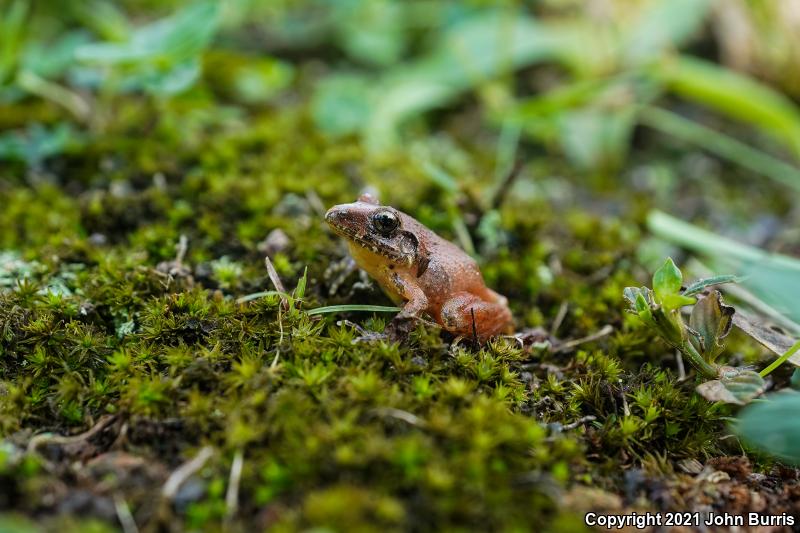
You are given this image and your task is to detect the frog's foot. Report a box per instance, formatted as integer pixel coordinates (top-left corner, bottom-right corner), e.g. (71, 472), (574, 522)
(338, 314), (431, 344)
(440, 292), (514, 344)
(384, 314), (418, 342)
(512, 327), (552, 349)
(336, 319), (390, 343)
(336, 318), (412, 344)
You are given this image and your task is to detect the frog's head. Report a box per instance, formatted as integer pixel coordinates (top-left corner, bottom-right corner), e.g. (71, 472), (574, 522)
(325, 193), (430, 276)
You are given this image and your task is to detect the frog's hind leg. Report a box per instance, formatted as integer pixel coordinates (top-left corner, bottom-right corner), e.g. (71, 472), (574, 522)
(439, 292), (513, 343)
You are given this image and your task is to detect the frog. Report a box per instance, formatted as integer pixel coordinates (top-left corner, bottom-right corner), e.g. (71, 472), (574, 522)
(325, 193), (514, 342)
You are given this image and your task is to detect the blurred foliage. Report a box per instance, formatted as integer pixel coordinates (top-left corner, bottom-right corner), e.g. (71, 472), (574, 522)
(648, 211), (800, 329)
(713, 0), (800, 99)
(1, 0), (799, 174)
(736, 391), (800, 465)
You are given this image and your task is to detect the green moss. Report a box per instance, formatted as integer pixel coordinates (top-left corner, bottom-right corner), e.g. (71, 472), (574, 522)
(0, 70), (775, 533)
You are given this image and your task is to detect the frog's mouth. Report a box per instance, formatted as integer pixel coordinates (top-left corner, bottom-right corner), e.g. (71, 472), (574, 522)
(337, 228), (414, 266)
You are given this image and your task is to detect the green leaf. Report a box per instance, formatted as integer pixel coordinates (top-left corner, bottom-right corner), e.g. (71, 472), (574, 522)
(293, 267), (308, 301)
(689, 290), (734, 360)
(20, 31), (92, 80)
(312, 73), (374, 137)
(306, 305), (401, 316)
(792, 369), (800, 391)
(660, 293), (696, 310)
(557, 107), (636, 170)
(68, 0), (131, 42)
(735, 392), (800, 464)
(419, 160), (459, 194)
(0, 0), (29, 85)
(652, 257), (683, 303)
(636, 292), (656, 324)
(639, 106), (800, 193)
(140, 60), (200, 96)
(622, 0), (711, 66)
(76, 1), (220, 65)
(0, 123), (84, 166)
(682, 274), (739, 296)
(653, 56), (800, 158)
(633, 292), (649, 315)
(224, 57), (293, 105)
(624, 287), (655, 324)
(622, 286), (643, 309)
(73, 1), (219, 96)
(365, 11), (572, 152)
(502, 78), (611, 123)
(696, 368), (766, 405)
(333, 0), (407, 67)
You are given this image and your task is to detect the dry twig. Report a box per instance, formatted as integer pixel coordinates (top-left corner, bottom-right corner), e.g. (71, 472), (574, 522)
(27, 414), (117, 454)
(225, 450), (244, 520)
(162, 446), (214, 500)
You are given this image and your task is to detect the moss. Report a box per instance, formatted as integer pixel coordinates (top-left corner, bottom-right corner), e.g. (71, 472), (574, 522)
(0, 80), (780, 532)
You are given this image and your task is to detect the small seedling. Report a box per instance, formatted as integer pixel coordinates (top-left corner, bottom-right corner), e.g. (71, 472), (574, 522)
(624, 258), (765, 405)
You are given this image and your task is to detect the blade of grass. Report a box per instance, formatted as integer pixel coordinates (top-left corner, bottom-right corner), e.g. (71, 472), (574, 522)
(307, 305), (401, 316)
(16, 71), (90, 121)
(293, 266), (308, 300)
(493, 120), (521, 184)
(639, 106), (800, 193)
(649, 211), (800, 269)
(419, 160), (476, 256)
(0, 0), (28, 85)
(420, 159), (459, 193)
(235, 290), (287, 304)
(653, 56), (800, 157)
(760, 340), (800, 377)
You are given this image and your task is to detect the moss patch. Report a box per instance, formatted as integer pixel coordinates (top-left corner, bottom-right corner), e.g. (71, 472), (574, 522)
(0, 99), (758, 531)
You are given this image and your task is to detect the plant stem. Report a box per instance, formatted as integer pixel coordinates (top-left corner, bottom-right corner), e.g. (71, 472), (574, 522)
(679, 339), (719, 379)
(759, 340), (800, 377)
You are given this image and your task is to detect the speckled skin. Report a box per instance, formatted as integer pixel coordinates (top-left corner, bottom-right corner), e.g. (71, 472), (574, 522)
(325, 194), (514, 342)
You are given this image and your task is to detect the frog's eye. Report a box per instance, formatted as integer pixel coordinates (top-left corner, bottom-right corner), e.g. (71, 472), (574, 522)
(371, 210), (400, 235)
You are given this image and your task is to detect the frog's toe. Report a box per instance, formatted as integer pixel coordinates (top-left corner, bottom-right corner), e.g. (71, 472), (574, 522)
(384, 314), (416, 342)
(353, 331), (392, 344)
(336, 319), (402, 344)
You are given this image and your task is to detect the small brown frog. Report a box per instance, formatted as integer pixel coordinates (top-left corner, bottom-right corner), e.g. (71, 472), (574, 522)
(325, 194), (514, 342)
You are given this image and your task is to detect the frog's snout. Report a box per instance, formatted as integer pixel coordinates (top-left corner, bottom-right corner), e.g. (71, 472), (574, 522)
(325, 206), (352, 234)
(325, 202), (371, 236)
(325, 206), (344, 226)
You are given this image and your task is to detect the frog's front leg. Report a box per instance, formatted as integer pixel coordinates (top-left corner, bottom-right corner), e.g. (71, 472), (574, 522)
(384, 270), (428, 340)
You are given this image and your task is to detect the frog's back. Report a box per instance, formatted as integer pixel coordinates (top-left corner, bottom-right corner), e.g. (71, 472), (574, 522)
(402, 215), (495, 300)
